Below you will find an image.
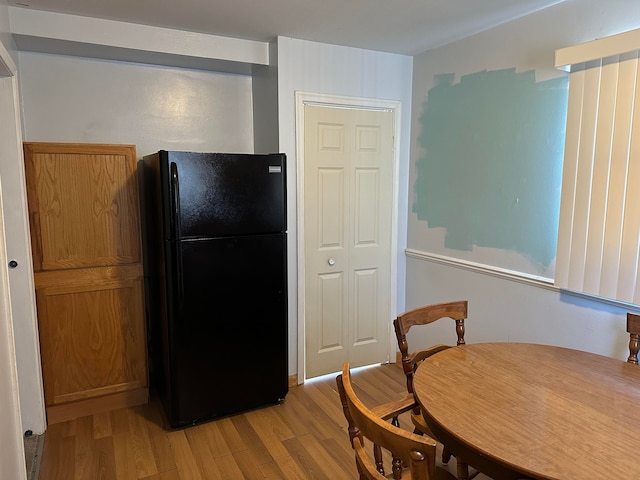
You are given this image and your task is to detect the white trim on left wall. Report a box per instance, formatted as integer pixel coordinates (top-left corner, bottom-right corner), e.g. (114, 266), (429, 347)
(0, 39), (47, 435)
(0, 40), (28, 479)
(294, 91), (402, 383)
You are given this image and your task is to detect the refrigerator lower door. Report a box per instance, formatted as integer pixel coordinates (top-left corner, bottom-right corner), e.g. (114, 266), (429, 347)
(166, 233), (288, 427)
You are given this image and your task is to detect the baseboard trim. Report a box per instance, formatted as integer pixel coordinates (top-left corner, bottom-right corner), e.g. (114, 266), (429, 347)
(287, 361), (399, 388)
(46, 387), (149, 424)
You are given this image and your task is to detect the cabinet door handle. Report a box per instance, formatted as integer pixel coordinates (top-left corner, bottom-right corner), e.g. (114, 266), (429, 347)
(8, 260), (18, 269)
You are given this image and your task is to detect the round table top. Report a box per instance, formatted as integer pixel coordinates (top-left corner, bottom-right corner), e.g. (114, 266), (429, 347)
(413, 342), (640, 480)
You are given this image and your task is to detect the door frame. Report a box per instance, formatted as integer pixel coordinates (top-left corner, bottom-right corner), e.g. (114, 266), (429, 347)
(295, 91), (401, 383)
(0, 41), (28, 480)
(0, 40), (46, 434)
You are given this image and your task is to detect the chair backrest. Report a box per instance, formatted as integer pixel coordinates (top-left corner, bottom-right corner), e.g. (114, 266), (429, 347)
(393, 301), (467, 395)
(336, 362), (439, 480)
(627, 312), (640, 364)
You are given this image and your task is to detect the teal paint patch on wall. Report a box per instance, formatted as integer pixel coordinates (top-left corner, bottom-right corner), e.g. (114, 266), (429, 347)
(414, 68), (568, 270)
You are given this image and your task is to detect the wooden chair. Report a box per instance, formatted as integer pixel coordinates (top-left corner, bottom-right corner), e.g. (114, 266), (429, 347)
(393, 300), (475, 480)
(627, 312), (640, 364)
(336, 362), (456, 480)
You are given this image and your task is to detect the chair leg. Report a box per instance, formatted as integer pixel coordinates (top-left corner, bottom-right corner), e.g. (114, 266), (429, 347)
(442, 446), (452, 464)
(391, 453), (403, 480)
(456, 460), (470, 480)
(374, 444), (385, 476)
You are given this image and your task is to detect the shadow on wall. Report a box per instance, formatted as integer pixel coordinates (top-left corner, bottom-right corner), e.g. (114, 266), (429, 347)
(414, 68), (568, 274)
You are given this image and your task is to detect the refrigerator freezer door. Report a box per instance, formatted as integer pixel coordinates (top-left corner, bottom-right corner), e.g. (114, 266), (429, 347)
(161, 151), (286, 239)
(165, 233), (288, 427)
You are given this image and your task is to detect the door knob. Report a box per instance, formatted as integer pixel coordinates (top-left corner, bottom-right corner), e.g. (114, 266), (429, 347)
(328, 258), (335, 266)
(8, 260), (18, 269)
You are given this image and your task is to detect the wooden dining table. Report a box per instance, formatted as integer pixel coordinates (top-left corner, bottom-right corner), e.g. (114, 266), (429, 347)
(413, 342), (640, 480)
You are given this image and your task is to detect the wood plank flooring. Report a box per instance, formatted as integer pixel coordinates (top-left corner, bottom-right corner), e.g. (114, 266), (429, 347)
(37, 363), (491, 479)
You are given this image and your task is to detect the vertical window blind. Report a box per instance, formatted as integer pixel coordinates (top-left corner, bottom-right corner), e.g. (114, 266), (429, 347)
(555, 29), (640, 304)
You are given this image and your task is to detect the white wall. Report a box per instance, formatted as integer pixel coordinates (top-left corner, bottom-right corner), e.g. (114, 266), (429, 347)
(0, 0), (12, 63)
(19, 52), (255, 156)
(407, 0), (640, 359)
(252, 39), (279, 154)
(406, 259), (631, 359)
(276, 37), (413, 374)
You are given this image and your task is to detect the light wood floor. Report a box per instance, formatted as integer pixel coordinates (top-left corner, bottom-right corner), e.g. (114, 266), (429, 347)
(37, 363), (491, 479)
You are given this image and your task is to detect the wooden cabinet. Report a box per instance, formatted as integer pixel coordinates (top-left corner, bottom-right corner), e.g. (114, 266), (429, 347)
(23, 142), (148, 424)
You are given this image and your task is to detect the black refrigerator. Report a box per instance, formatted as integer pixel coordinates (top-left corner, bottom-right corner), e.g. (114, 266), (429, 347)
(140, 150), (288, 429)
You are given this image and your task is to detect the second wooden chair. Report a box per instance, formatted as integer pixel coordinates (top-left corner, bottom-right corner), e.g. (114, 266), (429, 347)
(393, 300), (475, 480)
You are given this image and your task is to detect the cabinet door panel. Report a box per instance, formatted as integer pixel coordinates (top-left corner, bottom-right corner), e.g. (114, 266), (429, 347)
(24, 143), (140, 271)
(36, 266), (147, 406)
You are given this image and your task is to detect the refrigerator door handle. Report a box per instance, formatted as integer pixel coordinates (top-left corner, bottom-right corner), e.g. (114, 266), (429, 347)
(175, 241), (185, 304)
(170, 162), (182, 239)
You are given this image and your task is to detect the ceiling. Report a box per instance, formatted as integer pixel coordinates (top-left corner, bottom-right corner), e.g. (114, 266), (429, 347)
(8, 0), (566, 56)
